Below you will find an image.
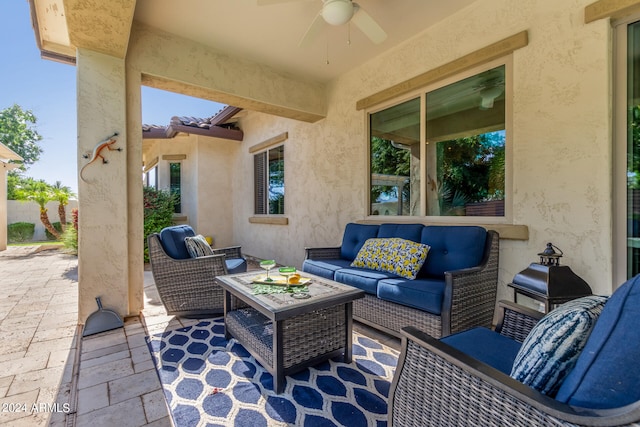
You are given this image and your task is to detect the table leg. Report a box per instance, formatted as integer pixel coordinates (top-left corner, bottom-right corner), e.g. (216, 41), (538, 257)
(344, 302), (353, 363)
(223, 290), (231, 340)
(273, 320), (285, 394)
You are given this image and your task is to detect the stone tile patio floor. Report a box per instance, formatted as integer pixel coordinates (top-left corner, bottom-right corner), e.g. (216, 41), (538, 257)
(0, 246), (400, 426)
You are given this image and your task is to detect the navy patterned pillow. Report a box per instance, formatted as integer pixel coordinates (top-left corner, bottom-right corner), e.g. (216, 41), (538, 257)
(184, 234), (214, 258)
(510, 295), (608, 397)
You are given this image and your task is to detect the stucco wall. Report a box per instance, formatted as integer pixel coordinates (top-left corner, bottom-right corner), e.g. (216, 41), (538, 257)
(234, 0), (613, 298)
(128, 0), (613, 299)
(142, 134), (239, 248)
(7, 200), (78, 241)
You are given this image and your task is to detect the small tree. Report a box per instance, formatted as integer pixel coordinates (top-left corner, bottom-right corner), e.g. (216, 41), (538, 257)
(14, 178), (59, 239)
(143, 186), (176, 261)
(0, 104), (43, 171)
(51, 181), (75, 232)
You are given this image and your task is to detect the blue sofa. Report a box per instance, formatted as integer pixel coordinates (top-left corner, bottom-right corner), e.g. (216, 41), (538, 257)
(388, 275), (640, 426)
(302, 223), (499, 338)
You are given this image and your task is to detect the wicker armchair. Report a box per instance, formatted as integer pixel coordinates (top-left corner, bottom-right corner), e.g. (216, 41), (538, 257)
(388, 301), (640, 427)
(148, 233), (229, 317)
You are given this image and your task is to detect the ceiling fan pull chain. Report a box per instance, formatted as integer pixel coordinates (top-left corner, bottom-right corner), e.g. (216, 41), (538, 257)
(326, 39), (330, 65)
(347, 22), (351, 45)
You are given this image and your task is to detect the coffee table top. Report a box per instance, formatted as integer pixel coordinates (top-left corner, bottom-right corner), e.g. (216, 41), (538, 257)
(216, 270), (364, 320)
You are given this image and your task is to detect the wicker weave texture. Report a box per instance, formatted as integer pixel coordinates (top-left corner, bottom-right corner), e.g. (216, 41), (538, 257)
(212, 246), (243, 259)
(305, 246), (342, 260)
(148, 234), (228, 316)
(354, 294), (442, 338)
(226, 305), (346, 369)
(390, 329), (640, 427)
(499, 305), (542, 343)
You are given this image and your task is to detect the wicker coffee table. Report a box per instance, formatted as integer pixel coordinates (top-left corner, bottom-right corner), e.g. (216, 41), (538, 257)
(215, 270), (364, 394)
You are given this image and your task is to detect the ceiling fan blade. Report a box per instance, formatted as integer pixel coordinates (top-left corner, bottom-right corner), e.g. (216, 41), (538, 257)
(351, 5), (387, 44)
(257, 0), (306, 5)
(298, 13), (326, 48)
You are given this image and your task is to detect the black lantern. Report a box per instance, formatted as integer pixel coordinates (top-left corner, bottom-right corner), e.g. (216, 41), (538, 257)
(509, 243), (592, 312)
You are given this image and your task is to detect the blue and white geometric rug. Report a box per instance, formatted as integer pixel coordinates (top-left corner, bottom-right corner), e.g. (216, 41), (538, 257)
(146, 318), (398, 427)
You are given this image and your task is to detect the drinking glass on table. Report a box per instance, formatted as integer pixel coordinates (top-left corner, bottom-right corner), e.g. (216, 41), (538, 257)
(278, 266), (296, 290)
(259, 260), (276, 282)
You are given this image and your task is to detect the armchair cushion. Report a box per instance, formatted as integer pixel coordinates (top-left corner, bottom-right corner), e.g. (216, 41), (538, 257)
(225, 258), (247, 274)
(556, 275), (640, 409)
(510, 295), (608, 397)
(185, 235), (215, 258)
(159, 225), (195, 259)
(440, 326), (522, 375)
(351, 238), (430, 280)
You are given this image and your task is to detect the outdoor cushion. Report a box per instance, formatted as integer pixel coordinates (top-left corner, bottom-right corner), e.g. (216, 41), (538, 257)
(350, 238), (430, 280)
(159, 225), (195, 259)
(377, 223), (423, 242)
(301, 258), (353, 280)
(556, 275), (640, 409)
(340, 223), (379, 261)
(419, 226), (486, 278)
(441, 327), (522, 375)
(225, 258), (247, 274)
(510, 295), (608, 397)
(185, 234), (215, 258)
(376, 277), (445, 315)
(334, 267), (398, 295)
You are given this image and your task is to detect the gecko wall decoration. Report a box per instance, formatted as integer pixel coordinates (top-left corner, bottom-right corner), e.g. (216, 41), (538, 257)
(80, 132), (122, 183)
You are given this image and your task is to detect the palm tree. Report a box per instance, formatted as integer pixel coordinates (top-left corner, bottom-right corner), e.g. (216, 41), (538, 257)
(52, 181), (75, 232)
(15, 178), (60, 239)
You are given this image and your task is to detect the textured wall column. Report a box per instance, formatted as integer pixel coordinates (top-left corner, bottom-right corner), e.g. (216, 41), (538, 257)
(76, 48), (130, 323)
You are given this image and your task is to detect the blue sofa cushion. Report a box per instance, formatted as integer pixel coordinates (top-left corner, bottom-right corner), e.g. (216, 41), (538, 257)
(351, 238), (430, 280)
(160, 225), (195, 259)
(377, 277), (445, 315)
(377, 223), (423, 242)
(334, 267), (398, 295)
(302, 259), (353, 280)
(510, 295), (607, 397)
(420, 226), (486, 278)
(441, 327), (522, 375)
(556, 275), (640, 409)
(340, 223), (379, 261)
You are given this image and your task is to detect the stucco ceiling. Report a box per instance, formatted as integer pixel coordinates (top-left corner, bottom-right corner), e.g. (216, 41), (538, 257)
(133, 0), (479, 82)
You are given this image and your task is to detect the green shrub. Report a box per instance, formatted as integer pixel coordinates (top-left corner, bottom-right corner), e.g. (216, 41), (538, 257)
(61, 208), (78, 255)
(7, 222), (35, 243)
(143, 187), (176, 262)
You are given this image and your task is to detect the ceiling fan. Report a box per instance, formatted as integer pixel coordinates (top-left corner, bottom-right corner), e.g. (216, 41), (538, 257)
(257, 0), (387, 47)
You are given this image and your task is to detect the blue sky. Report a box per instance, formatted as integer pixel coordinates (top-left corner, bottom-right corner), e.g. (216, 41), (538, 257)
(2, 1), (225, 194)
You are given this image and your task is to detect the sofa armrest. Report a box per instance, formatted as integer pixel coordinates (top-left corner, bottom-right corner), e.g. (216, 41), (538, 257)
(493, 300), (545, 343)
(441, 230), (500, 336)
(389, 326), (640, 427)
(212, 245), (243, 259)
(304, 246), (342, 260)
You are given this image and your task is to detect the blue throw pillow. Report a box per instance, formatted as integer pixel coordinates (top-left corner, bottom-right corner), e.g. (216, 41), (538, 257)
(509, 295), (608, 397)
(184, 234), (214, 258)
(350, 238), (430, 280)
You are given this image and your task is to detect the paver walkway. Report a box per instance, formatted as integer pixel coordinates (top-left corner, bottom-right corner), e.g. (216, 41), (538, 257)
(0, 246), (78, 426)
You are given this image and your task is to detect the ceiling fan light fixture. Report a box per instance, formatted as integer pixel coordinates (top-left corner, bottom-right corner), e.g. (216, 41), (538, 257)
(322, 0), (354, 26)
